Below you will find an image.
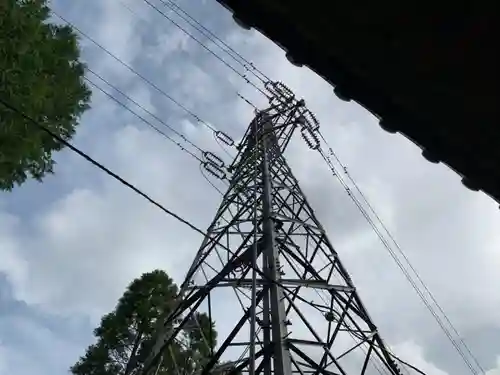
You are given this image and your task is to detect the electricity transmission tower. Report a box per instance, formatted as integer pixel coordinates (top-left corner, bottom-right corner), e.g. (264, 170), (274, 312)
(141, 83), (404, 375)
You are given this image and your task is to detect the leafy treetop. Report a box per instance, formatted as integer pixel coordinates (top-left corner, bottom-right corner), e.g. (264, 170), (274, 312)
(0, 0), (91, 190)
(70, 270), (217, 375)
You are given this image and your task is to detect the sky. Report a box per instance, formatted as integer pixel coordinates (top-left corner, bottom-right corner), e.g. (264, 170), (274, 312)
(1, 0), (500, 374)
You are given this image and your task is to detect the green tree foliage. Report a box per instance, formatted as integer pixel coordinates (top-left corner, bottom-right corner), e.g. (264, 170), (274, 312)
(0, 0), (91, 190)
(70, 270), (217, 375)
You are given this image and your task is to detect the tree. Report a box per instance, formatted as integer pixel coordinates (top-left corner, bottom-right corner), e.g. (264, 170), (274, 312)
(0, 0), (91, 190)
(70, 270), (217, 375)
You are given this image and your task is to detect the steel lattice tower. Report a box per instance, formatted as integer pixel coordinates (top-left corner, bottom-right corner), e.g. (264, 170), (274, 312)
(141, 83), (404, 375)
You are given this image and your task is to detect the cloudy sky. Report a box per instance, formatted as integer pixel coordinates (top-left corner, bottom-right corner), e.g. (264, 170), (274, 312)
(1, 0), (500, 374)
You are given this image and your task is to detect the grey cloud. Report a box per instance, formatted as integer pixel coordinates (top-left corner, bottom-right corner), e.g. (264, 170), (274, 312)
(1, 1), (500, 374)
(0, 313), (84, 375)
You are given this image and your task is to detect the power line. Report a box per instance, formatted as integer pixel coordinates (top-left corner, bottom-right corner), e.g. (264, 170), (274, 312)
(315, 145), (481, 375)
(156, 0), (271, 83)
(237, 92), (259, 111)
(0, 96), (207, 239)
(86, 67), (204, 156)
(199, 164), (225, 196)
(317, 147), (477, 374)
(288, 99), (480, 373)
(84, 76), (202, 162)
(138, 0), (270, 99)
(317, 131), (485, 374)
(116, 0), (262, 112)
(1, 94), (262, 295)
(52, 8), (239, 160)
(51, 9), (218, 134)
(1, 94), (243, 268)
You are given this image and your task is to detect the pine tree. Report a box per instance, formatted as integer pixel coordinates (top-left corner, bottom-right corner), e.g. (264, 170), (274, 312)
(70, 270), (217, 375)
(0, 0), (91, 190)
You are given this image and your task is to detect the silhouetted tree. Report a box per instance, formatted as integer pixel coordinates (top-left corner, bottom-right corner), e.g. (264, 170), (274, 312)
(70, 270), (217, 375)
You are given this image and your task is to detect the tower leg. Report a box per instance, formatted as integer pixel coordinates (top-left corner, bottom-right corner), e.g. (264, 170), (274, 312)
(261, 123), (293, 375)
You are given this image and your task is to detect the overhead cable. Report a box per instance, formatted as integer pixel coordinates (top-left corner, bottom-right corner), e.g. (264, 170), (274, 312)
(51, 10), (218, 133)
(199, 164), (226, 197)
(0, 96), (208, 238)
(54, 8), (239, 162)
(317, 131), (485, 375)
(139, 0), (270, 98)
(156, 0), (271, 83)
(117, 0), (262, 112)
(315, 145), (480, 375)
(86, 68), (204, 155)
(84, 77), (202, 162)
(1, 96), (247, 281)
